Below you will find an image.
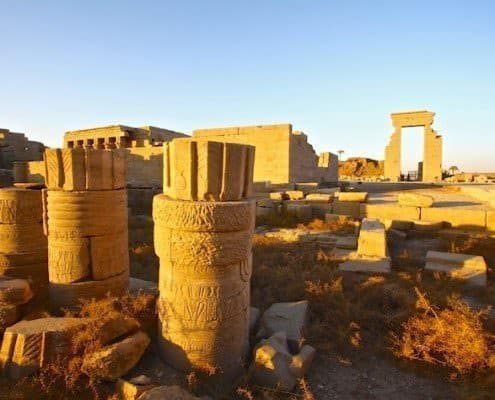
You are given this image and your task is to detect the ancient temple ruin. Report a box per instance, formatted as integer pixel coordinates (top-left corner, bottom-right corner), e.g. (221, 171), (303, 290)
(0, 129), (45, 170)
(384, 111), (443, 182)
(193, 124), (338, 184)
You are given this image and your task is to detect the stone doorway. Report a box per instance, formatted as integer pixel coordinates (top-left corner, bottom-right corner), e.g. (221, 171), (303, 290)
(384, 110), (443, 182)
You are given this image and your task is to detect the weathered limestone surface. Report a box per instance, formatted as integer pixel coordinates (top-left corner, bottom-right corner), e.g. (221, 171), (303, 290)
(357, 218), (388, 258)
(44, 148), (126, 191)
(250, 332), (315, 391)
(163, 139), (255, 201)
(193, 124), (338, 184)
(82, 331), (150, 381)
(337, 192), (368, 202)
(44, 149), (129, 311)
(398, 193), (434, 208)
(360, 204), (421, 222)
(425, 251), (487, 286)
(257, 301), (308, 352)
(0, 317), (88, 379)
(420, 207), (486, 229)
(286, 190), (304, 200)
(154, 139), (255, 374)
(332, 200), (361, 218)
(0, 188), (48, 296)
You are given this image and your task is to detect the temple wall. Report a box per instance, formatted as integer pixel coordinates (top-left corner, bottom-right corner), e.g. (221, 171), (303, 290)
(193, 124), (337, 184)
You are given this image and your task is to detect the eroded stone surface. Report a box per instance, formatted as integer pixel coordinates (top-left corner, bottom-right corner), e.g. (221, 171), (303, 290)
(425, 251), (487, 286)
(250, 332), (315, 391)
(82, 331), (150, 381)
(398, 193), (434, 208)
(0, 317), (88, 379)
(258, 301), (308, 351)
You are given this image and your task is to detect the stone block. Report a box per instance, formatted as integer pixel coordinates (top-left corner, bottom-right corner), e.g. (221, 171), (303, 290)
(286, 190), (305, 200)
(425, 251), (487, 286)
(163, 139), (255, 202)
(337, 192), (368, 202)
(398, 192), (434, 208)
(49, 271), (129, 311)
(333, 200), (361, 218)
(305, 193), (333, 202)
(357, 218), (388, 258)
(85, 149), (113, 190)
(112, 149), (126, 189)
(250, 332), (315, 391)
(0, 188), (43, 224)
(258, 301), (308, 352)
(0, 317), (88, 379)
(48, 237), (91, 283)
(44, 149), (64, 189)
(382, 219), (414, 231)
(339, 256), (391, 273)
(61, 148), (86, 191)
(286, 203), (312, 221)
(0, 223), (46, 254)
(82, 331), (150, 381)
(420, 207), (486, 229)
(335, 236), (357, 250)
(360, 204), (420, 222)
(90, 232), (129, 280)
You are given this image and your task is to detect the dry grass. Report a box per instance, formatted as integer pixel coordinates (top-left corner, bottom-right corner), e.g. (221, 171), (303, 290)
(392, 289), (495, 376)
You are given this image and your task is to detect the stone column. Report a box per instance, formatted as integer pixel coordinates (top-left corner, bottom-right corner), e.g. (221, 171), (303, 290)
(0, 188), (48, 297)
(384, 127), (402, 181)
(153, 138), (255, 374)
(43, 148), (128, 311)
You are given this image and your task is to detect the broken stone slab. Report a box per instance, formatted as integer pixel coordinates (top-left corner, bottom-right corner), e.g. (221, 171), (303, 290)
(0, 277), (33, 306)
(398, 193), (434, 208)
(336, 192), (368, 202)
(339, 255), (391, 274)
(138, 385), (200, 400)
(325, 213), (354, 224)
(425, 251), (487, 287)
(286, 190), (305, 200)
(357, 218), (388, 258)
(335, 236), (357, 250)
(82, 330), (150, 381)
(250, 331), (315, 391)
(0, 317), (88, 379)
(257, 301), (308, 352)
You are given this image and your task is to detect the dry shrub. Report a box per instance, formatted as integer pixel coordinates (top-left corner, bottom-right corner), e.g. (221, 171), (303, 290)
(392, 289), (495, 375)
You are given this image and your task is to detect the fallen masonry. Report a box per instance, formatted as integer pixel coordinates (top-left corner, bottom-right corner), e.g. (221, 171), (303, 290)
(425, 251), (487, 287)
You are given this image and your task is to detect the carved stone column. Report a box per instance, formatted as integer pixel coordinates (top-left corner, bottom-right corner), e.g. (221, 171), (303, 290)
(43, 148), (128, 311)
(153, 138), (255, 374)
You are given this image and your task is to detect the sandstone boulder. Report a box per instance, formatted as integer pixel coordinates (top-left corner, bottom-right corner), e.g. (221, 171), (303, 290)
(398, 193), (434, 208)
(258, 301), (308, 351)
(250, 332), (315, 391)
(82, 331), (150, 381)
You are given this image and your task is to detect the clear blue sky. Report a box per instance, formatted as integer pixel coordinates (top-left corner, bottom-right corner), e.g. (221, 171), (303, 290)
(1, 0), (494, 171)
